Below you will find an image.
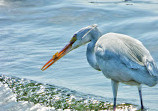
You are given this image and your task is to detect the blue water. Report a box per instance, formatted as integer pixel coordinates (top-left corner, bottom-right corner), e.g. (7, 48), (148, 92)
(0, 0), (158, 110)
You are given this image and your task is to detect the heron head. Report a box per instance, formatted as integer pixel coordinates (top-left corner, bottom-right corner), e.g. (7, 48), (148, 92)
(41, 24), (99, 71)
(70, 24), (99, 50)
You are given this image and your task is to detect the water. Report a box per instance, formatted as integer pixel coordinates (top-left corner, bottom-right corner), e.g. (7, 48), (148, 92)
(0, 0), (158, 110)
(0, 75), (138, 110)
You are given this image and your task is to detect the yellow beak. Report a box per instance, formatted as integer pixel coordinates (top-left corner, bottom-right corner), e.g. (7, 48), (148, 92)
(41, 35), (77, 71)
(41, 43), (72, 71)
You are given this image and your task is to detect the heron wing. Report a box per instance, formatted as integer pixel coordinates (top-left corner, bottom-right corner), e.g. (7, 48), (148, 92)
(143, 57), (158, 76)
(120, 53), (158, 77)
(95, 33), (158, 76)
(120, 36), (158, 77)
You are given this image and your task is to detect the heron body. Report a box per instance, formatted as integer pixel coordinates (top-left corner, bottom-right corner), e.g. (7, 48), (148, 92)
(41, 25), (158, 110)
(92, 33), (158, 86)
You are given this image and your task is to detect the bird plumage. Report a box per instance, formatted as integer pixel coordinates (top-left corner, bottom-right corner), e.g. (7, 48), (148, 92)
(94, 32), (158, 86)
(42, 24), (158, 110)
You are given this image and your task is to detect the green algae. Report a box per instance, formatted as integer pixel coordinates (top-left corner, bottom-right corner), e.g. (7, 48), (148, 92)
(0, 75), (139, 110)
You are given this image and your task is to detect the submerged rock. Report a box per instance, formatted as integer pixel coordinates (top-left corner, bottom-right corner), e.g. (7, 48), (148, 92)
(0, 74), (139, 111)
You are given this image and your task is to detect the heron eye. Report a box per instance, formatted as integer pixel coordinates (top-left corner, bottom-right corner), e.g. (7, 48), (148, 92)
(70, 34), (77, 43)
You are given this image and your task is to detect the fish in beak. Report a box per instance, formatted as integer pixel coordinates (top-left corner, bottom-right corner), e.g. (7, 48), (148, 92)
(41, 35), (77, 71)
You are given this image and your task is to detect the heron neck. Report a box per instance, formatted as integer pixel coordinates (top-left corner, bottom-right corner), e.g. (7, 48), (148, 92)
(86, 40), (101, 71)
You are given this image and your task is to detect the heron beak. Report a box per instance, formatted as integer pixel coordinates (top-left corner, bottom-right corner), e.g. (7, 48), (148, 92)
(41, 43), (72, 71)
(41, 35), (77, 71)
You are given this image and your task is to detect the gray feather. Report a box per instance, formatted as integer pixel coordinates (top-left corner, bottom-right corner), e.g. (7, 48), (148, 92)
(95, 33), (158, 77)
(144, 58), (158, 76)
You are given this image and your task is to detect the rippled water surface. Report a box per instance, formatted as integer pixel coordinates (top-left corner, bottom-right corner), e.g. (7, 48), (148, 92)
(0, 0), (158, 110)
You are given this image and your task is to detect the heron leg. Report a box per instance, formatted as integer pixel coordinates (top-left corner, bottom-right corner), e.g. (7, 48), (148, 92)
(138, 85), (144, 109)
(111, 80), (119, 111)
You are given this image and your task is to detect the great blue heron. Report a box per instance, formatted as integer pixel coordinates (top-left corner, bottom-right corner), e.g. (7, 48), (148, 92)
(41, 24), (158, 110)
